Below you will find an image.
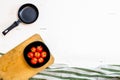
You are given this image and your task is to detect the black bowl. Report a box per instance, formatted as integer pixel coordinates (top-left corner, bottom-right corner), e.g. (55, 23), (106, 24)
(23, 41), (50, 68)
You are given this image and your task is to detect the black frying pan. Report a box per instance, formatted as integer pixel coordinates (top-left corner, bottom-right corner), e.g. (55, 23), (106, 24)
(2, 3), (39, 35)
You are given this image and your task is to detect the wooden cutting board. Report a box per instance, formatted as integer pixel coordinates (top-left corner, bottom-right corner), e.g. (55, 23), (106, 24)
(0, 34), (54, 80)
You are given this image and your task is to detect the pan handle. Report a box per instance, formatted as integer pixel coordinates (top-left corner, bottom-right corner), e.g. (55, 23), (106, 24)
(2, 20), (20, 35)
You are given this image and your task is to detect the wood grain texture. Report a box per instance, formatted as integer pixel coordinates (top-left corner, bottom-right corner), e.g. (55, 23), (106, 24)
(0, 34), (54, 80)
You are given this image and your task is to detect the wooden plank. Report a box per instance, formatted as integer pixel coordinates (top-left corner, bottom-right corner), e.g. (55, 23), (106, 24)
(0, 34), (54, 80)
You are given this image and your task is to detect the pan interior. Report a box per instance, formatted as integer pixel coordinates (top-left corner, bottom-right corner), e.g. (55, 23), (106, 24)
(19, 6), (38, 23)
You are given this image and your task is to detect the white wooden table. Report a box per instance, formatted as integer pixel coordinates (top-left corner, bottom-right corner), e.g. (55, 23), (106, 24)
(0, 0), (120, 68)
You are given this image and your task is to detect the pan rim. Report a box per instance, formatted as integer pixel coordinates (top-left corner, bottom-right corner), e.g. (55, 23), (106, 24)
(18, 3), (39, 24)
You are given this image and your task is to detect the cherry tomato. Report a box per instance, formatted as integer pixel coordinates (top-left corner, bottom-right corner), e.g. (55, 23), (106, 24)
(38, 57), (44, 63)
(34, 52), (41, 58)
(31, 57), (38, 64)
(41, 51), (47, 58)
(36, 46), (43, 52)
(27, 52), (34, 58)
(31, 47), (36, 52)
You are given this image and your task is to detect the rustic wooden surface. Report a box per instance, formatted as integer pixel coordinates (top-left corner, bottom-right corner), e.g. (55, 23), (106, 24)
(0, 34), (54, 80)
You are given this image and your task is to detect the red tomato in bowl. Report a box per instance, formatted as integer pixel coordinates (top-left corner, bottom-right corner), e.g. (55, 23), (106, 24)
(34, 52), (41, 58)
(31, 47), (36, 52)
(41, 51), (47, 58)
(36, 46), (43, 52)
(38, 57), (44, 63)
(31, 57), (38, 64)
(27, 52), (34, 58)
